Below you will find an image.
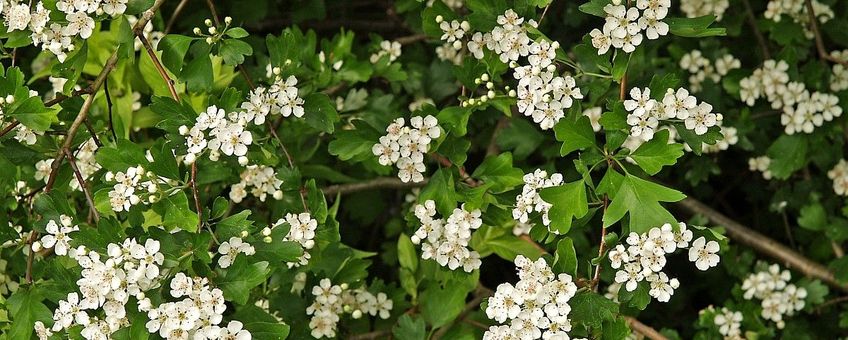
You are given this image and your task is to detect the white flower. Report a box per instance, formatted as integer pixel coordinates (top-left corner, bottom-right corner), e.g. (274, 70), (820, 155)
(217, 237), (255, 268)
(624, 87), (655, 117)
(688, 236), (720, 270)
(5, 4), (31, 31)
(684, 102), (717, 135)
(64, 11), (95, 39)
(38, 215), (79, 256)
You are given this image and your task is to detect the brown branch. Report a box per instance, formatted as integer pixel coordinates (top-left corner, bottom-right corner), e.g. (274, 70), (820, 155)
(322, 177), (427, 197)
(82, 117), (102, 147)
(676, 197), (848, 292)
(25, 231), (38, 284)
(431, 153), (478, 186)
(136, 32), (179, 100)
(65, 149), (99, 222)
(266, 122), (309, 211)
(203, 0), (256, 90)
(624, 316), (668, 340)
(0, 120), (20, 139)
(742, 0), (771, 59)
(348, 330), (391, 340)
(592, 195), (609, 290)
(804, 0), (848, 67)
(396, 34), (427, 45)
(486, 117), (509, 156)
(164, 0), (190, 34)
(43, 0), (167, 193)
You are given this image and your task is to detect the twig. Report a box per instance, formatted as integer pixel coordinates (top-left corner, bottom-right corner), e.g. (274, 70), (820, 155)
(676, 197), (848, 292)
(0, 120), (20, 138)
(266, 122), (309, 212)
(624, 316), (668, 340)
(485, 117), (509, 156)
(322, 177), (427, 197)
(742, 0), (771, 59)
(190, 162), (202, 231)
(164, 0), (190, 34)
(396, 34), (427, 45)
(592, 195), (609, 290)
(780, 210), (797, 250)
(348, 330), (391, 340)
(815, 295), (848, 312)
(539, 2), (553, 24)
(25, 231), (38, 284)
(104, 77), (117, 141)
(65, 149), (100, 222)
(137, 32), (179, 100)
(203, 0), (256, 90)
(431, 153), (478, 186)
(804, 0), (848, 67)
(82, 118), (102, 147)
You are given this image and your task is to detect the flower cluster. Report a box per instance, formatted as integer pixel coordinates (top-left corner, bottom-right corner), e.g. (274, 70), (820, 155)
(306, 279), (393, 339)
(4, 0), (126, 62)
(105, 166), (170, 212)
(463, 10), (583, 130)
(608, 223), (720, 302)
(33, 215), (78, 256)
(513, 169), (563, 230)
(680, 50), (740, 92)
(434, 16), (470, 65)
(713, 307), (744, 339)
(411, 200), (482, 272)
(274, 212), (318, 267)
(828, 159), (848, 196)
(371, 116), (441, 183)
(369, 40), (402, 64)
(483, 255), (581, 339)
(48, 238), (165, 339)
(739, 59), (842, 135)
(748, 156), (773, 180)
(591, 1), (671, 55)
(680, 0), (729, 21)
(216, 236), (255, 268)
(146, 273), (251, 339)
(241, 75), (305, 123)
(741, 264), (807, 329)
(229, 164), (284, 203)
(179, 105), (255, 165)
(625, 87), (720, 141)
(764, 0), (834, 39)
(830, 50), (848, 92)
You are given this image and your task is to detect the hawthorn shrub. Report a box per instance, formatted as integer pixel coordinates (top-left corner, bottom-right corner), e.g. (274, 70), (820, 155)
(0, 0), (847, 339)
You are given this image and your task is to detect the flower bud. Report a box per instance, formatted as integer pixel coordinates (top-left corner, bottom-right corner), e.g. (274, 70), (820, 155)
(481, 73), (489, 82)
(178, 125), (189, 135)
(486, 82), (494, 89)
(263, 236), (273, 243)
(204, 19), (213, 27)
(480, 95), (488, 103)
(224, 16), (232, 25)
(273, 191), (283, 200)
(452, 40), (462, 50)
(487, 90), (495, 98)
(238, 156), (248, 166)
(508, 90), (517, 97)
(32, 241), (42, 252)
(193, 27), (202, 35)
(468, 98), (476, 105)
(435, 15), (444, 23)
(340, 283), (349, 290)
(205, 37), (214, 44)
(262, 227), (272, 236)
(460, 21), (470, 31)
(352, 310), (363, 319)
(208, 26), (217, 35)
(5, 95), (14, 104)
(240, 230), (249, 238)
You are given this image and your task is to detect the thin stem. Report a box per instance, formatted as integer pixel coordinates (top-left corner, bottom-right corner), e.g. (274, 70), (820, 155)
(624, 316), (668, 340)
(742, 0), (771, 59)
(804, 0), (848, 67)
(191, 162), (203, 231)
(592, 195), (609, 290)
(0, 120), (20, 139)
(266, 121), (309, 212)
(164, 0), (190, 34)
(104, 77), (117, 141)
(65, 149), (100, 222)
(82, 118), (102, 147)
(137, 32), (179, 100)
(323, 177), (427, 197)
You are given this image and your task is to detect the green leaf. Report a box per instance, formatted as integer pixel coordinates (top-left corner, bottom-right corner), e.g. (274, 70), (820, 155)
(579, 0), (612, 17)
(10, 96), (55, 131)
(666, 15), (727, 37)
(7, 287), (51, 340)
(629, 130), (684, 175)
(603, 174), (686, 233)
(539, 180), (589, 234)
(471, 153), (524, 192)
(767, 134), (808, 180)
(303, 93), (340, 133)
(225, 27), (250, 39)
(798, 203), (827, 231)
(436, 106), (473, 136)
(161, 192), (200, 232)
(612, 51), (629, 81)
(487, 234), (546, 261)
(217, 257), (271, 305)
(393, 315), (427, 340)
(420, 284), (467, 328)
(602, 317), (631, 340)
(618, 281), (651, 310)
(553, 238), (577, 276)
(181, 55), (213, 93)
(419, 168), (457, 216)
(328, 121), (382, 161)
(231, 305), (291, 340)
(553, 115), (596, 156)
(398, 233), (419, 271)
(648, 73), (680, 98)
(158, 34), (195, 75)
(218, 39), (254, 66)
(496, 118), (544, 160)
(569, 290), (619, 328)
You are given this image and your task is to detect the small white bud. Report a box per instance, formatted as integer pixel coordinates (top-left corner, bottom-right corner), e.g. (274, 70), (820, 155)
(486, 82), (494, 89)
(546, 64), (556, 72)
(340, 283), (349, 290)
(487, 90), (495, 98)
(435, 15), (444, 23)
(193, 27), (202, 35)
(262, 227), (272, 236)
(474, 78), (481, 85)
(480, 95), (488, 103)
(224, 16), (232, 25)
(284, 59), (292, 66)
(31, 241), (42, 252)
(148, 196), (158, 204)
(460, 21), (470, 31)
(273, 191), (283, 200)
(184, 153), (197, 164)
(130, 195), (140, 205)
(0, 97), (6, 104)
(204, 19), (213, 27)
(508, 90), (516, 97)
(5, 95), (14, 104)
(205, 37), (214, 44)
(240, 230), (249, 238)
(452, 40), (462, 50)
(468, 98), (476, 105)
(461, 101), (468, 107)
(481, 73), (489, 82)
(238, 156), (248, 166)
(716, 113), (723, 121)
(263, 236), (272, 243)
(178, 125), (189, 135)
(208, 26), (217, 35)
(352, 310), (363, 319)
